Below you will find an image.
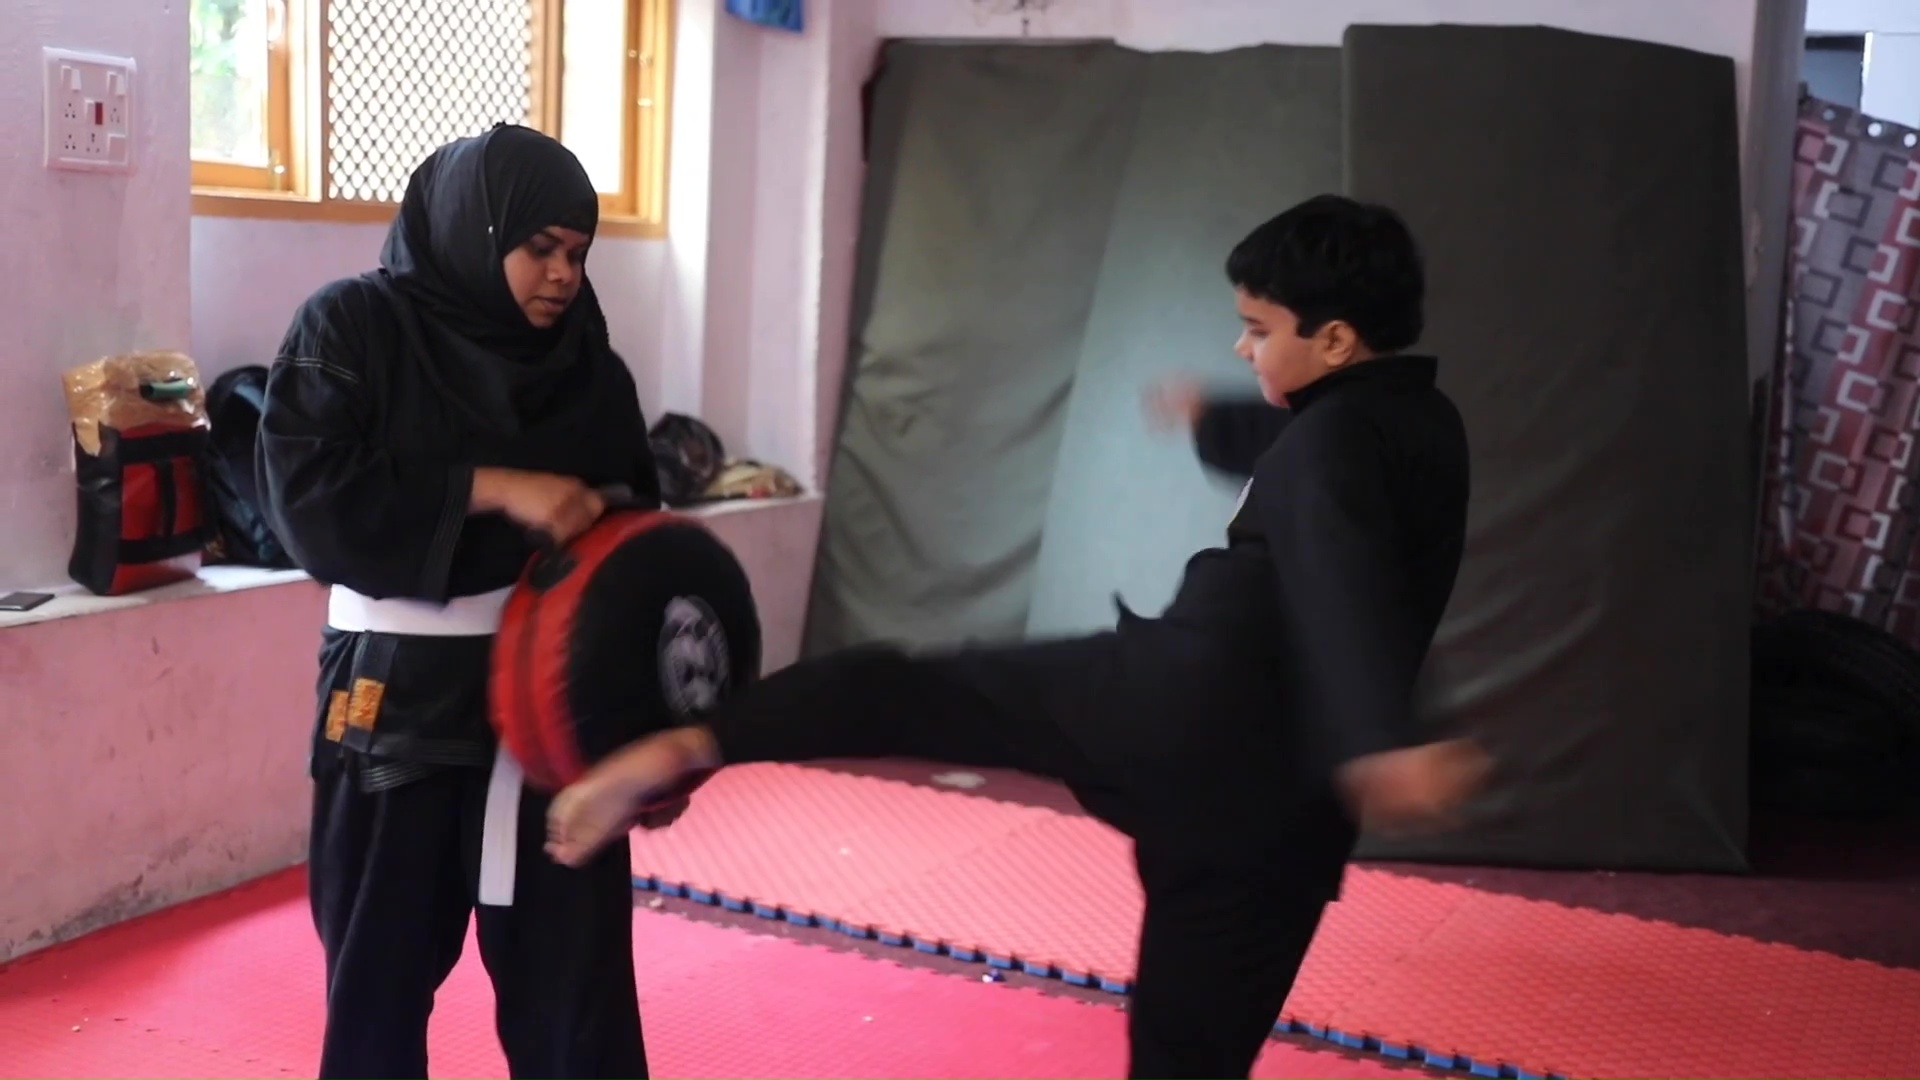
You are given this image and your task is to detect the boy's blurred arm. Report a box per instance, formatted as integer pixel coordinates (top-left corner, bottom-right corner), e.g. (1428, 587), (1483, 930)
(1145, 378), (1291, 480)
(1194, 399), (1292, 479)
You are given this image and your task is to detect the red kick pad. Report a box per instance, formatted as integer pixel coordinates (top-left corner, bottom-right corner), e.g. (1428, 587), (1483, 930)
(491, 509), (762, 793)
(630, 763), (1920, 1079)
(0, 870), (1419, 1080)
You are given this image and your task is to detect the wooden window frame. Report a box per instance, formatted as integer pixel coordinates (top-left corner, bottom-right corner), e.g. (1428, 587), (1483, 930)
(192, 0), (673, 238)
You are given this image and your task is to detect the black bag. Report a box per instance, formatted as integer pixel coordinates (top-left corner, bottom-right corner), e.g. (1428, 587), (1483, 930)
(201, 365), (297, 569)
(650, 412), (727, 507)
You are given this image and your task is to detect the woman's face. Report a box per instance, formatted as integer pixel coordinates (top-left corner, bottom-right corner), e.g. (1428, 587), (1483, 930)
(502, 225), (592, 328)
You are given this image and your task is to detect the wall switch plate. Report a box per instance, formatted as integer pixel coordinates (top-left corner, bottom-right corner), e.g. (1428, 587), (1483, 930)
(43, 47), (135, 174)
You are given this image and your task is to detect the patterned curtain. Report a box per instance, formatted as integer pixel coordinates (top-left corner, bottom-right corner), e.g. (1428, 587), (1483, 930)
(1756, 98), (1920, 642)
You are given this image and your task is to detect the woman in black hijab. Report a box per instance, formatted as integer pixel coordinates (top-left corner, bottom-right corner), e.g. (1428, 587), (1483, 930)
(257, 125), (663, 1078)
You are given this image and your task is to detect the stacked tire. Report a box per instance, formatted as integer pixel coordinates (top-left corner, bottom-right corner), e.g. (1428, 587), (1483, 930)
(1750, 609), (1920, 819)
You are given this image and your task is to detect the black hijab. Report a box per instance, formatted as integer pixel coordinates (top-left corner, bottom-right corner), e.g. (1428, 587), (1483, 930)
(378, 124), (609, 438)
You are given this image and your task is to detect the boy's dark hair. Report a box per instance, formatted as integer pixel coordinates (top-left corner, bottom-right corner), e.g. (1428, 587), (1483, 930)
(1225, 194), (1426, 354)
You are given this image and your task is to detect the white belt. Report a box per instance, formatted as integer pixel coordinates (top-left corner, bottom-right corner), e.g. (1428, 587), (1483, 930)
(325, 585), (513, 637)
(326, 584), (524, 905)
(478, 748), (524, 907)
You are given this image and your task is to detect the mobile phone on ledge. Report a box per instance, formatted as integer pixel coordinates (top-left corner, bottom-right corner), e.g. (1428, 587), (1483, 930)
(0, 591), (55, 613)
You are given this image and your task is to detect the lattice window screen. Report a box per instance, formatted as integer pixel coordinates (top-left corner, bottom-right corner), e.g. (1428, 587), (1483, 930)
(325, 0), (538, 203)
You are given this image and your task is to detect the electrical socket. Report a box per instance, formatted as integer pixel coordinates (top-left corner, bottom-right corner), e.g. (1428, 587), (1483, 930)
(43, 47), (135, 174)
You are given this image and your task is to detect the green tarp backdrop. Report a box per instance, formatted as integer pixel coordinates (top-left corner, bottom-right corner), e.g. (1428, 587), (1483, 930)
(805, 27), (1752, 873)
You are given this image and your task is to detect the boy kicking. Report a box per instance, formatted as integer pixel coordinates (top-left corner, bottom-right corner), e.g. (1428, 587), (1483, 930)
(548, 194), (1489, 1080)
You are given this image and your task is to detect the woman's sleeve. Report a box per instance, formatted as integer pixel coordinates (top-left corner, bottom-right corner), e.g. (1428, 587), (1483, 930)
(630, 426), (664, 509)
(1193, 399), (1294, 479)
(605, 354), (664, 510)
(254, 288), (475, 601)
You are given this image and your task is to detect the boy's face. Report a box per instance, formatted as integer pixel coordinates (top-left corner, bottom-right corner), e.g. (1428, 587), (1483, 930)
(1233, 289), (1359, 405)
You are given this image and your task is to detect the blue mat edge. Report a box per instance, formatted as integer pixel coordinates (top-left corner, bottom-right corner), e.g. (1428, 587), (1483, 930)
(633, 873), (1571, 1080)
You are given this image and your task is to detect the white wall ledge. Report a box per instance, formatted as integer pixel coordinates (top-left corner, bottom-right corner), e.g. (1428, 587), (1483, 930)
(0, 493), (820, 632)
(0, 565), (316, 631)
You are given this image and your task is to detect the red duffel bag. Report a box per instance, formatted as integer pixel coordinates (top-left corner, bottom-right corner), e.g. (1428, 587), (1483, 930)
(62, 352), (209, 596)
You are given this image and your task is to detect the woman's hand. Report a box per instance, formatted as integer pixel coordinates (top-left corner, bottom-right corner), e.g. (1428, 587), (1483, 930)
(472, 468), (607, 547)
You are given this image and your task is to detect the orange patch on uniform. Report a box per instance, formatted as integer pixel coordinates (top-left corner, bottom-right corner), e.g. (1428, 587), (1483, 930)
(324, 690), (350, 742)
(346, 678), (386, 732)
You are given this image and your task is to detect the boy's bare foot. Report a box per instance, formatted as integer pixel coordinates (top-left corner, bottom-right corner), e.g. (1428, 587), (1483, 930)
(546, 726), (720, 868)
(1336, 738), (1492, 837)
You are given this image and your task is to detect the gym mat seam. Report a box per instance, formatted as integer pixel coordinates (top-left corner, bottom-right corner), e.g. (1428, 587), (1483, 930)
(630, 873), (1570, 1080)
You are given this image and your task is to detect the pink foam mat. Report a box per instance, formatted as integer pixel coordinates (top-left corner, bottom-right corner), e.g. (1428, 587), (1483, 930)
(0, 870), (1420, 1079)
(629, 763), (1920, 1079)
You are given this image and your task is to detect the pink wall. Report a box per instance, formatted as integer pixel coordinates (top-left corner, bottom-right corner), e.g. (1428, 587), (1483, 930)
(0, 0), (190, 591)
(0, 586), (323, 960)
(810, 0), (879, 482)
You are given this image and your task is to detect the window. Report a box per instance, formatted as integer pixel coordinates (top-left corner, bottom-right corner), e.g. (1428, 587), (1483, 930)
(189, 0), (673, 235)
(1803, 35), (1866, 112)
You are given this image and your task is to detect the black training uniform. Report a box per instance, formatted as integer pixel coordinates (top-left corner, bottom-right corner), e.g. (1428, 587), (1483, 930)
(1194, 396), (1293, 479)
(259, 273), (661, 1079)
(700, 355), (1470, 1079)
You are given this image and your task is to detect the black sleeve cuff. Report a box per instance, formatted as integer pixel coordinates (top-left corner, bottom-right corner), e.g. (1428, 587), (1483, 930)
(418, 464), (473, 602)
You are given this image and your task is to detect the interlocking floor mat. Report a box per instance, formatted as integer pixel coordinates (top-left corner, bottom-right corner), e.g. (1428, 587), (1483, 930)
(629, 764), (1920, 1079)
(0, 869), (1419, 1079)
